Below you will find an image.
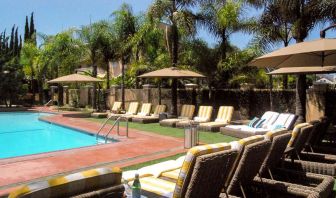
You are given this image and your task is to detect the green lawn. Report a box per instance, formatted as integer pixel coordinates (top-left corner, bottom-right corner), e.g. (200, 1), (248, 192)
(87, 118), (238, 170)
(87, 118), (238, 144)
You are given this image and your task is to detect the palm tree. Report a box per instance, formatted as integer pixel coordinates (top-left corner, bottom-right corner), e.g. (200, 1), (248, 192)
(279, 0), (330, 123)
(78, 24), (102, 109)
(198, 0), (253, 62)
(252, 2), (294, 88)
(111, 3), (137, 110)
(149, 0), (198, 115)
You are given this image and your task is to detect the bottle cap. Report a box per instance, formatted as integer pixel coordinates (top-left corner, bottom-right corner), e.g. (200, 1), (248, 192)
(135, 173), (139, 178)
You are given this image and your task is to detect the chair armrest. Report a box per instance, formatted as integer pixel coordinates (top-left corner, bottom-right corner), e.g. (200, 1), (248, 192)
(71, 184), (125, 198)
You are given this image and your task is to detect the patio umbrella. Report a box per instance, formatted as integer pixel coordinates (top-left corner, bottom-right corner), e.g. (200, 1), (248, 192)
(268, 66), (336, 75)
(48, 74), (103, 110)
(249, 38), (336, 68)
(249, 29), (336, 122)
(138, 67), (205, 116)
(138, 67), (205, 78)
(47, 74), (103, 83)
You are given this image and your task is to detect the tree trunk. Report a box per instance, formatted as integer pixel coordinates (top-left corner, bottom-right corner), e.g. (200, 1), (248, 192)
(92, 60), (97, 110)
(170, 21), (179, 116)
(38, 78), (44, 104)
(105, 59), (110, 110)
(106, 59), (110, 89)
(295, 74), (306, 123)
(283, 75), (288, 89)
(31, 68), (35, 105)
(121, 58), (125, 110)
(220, 28), (227, 61)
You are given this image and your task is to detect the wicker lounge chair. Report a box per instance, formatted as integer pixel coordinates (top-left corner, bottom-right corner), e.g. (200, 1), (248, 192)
(221, 112), (297, 138)
(282, 123), (336, 177)
(305, 118), (336, 155)
(132, 105), (167, 124)
(175, 106), (213, 128)
(252, 129), (335, 198)
(160, 104), (195, 127)
(198, 106), (234, 132)
(137, 142), (237, 198)
(8, 167), (124, 198)
(110, 102), (139, 120)
(158, 136), (269, 197)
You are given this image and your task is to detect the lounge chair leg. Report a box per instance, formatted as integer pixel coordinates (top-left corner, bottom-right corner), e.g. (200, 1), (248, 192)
(239, 182), (247, 198)
(267, 168), (274, 180)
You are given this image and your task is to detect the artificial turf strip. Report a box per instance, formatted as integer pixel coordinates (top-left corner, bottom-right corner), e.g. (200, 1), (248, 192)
(122, 153), (185, 171)
(86, 118), (239, 144)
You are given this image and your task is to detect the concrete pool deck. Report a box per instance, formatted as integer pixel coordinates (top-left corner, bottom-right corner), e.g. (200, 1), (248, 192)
(0, 111), (186, 196)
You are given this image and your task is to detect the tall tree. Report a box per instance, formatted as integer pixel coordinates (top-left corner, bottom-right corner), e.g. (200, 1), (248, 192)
(29, 12), (36, 45)
(14, 27), (19, 56)
(149, 0), (197, 115)
(24, 16), (30, 42)
(270, 0), (329, 123)
(9, 26), (15, 55)
(112, 3), (137, 109)
(19, 36), (22, 53)
(252, 2), (293, 88)
(79, 24), (103, 109)
(199, 0), (253, 62)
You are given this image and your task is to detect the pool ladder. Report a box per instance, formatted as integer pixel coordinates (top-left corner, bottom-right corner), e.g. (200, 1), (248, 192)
(38, 100), (53, 115)
(96, 116), (129, 144)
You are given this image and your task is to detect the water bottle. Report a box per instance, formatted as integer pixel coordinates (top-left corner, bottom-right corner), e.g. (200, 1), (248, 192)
(132, 173), (141, 198)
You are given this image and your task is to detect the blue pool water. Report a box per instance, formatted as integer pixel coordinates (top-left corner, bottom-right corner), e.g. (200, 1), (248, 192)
(0, 112), (111, 159)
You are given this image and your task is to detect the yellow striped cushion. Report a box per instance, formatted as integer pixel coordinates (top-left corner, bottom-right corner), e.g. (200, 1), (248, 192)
(161, 168), (181, 180)
(287, 123), (310, 147)
(111, 102), (122, 111)
(127, 102), (139, 115)
(138, 103), (152, 116)
(180, 105), (195, 119)
(216, 106), (234, 123)
(9, 167), (122, 198)
(264, 128), (289, 141)
(140, 176), (176, 197)
(195, 106), (213, 122)
(153, 105), (166, 115)
(173, 142), (231, 198)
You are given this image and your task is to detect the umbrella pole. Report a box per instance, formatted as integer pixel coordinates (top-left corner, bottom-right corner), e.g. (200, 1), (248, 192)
(158, 80), (162, 105)
(171, 79), (178, 116)
(269, 75), (273, 111)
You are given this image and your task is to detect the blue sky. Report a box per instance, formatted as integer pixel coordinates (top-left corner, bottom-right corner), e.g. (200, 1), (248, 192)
(0, 0), (332, 49)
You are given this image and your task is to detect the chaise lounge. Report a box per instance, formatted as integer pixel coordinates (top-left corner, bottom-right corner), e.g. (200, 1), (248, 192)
(220, 111), (297, 138)
(132, 104), (167, 124)
(175, 106), (213, 128)
(198, 106), (234, 132)
(160, 104), (195, 127)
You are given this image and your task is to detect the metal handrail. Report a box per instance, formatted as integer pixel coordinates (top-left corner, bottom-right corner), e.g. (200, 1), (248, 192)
(96, 115), (115, 140)
(104, 117), (122, 143)
(38, 100), (53, 115)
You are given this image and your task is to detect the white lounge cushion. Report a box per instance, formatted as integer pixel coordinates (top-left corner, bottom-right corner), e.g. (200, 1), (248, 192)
(194, 116), (208, 122)
(261, 112), (280, 129)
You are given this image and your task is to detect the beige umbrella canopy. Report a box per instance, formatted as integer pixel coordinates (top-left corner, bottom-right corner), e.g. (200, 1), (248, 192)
(268, 66), (336, 75)
(138, 67), (205, 78)
(47, 74), (103, 83)
(139, 67), (205, 116)
(249, 38), (336, 68)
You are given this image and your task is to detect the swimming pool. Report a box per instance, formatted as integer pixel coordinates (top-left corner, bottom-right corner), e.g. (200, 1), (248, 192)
(0, 112), (114, 159)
